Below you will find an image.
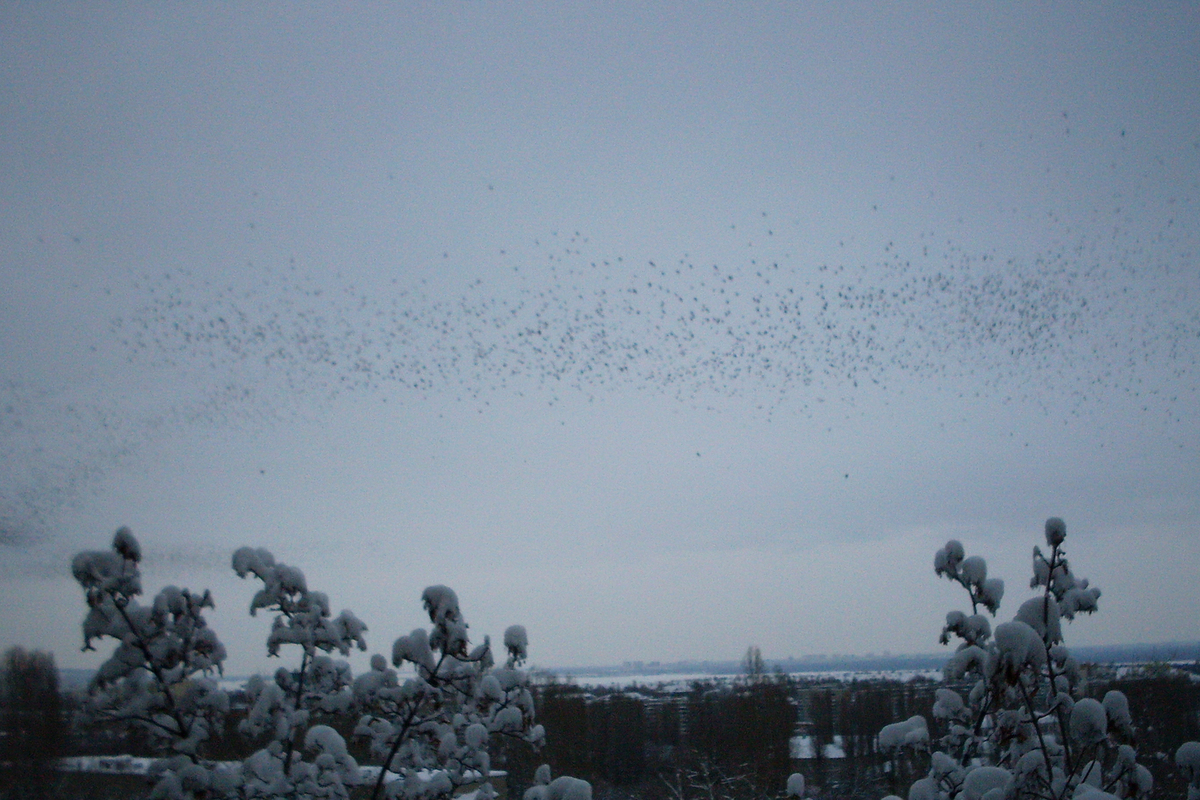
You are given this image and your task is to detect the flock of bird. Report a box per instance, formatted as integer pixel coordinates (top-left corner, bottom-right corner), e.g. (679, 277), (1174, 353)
(2, 206), (1198, 553)
(116, 214), (1197, 416)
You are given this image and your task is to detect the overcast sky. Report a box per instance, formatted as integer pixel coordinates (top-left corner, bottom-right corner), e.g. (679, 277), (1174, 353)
(2, 3), (1198, 676)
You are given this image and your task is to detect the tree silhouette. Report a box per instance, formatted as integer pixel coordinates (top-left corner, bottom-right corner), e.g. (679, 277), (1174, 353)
(0, 647), (64, 800)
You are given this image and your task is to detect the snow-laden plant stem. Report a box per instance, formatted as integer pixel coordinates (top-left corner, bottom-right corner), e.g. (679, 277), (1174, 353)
(875, 518), (1161, 800)
(1036, 540), (1073, 777)
(72, 529), (234, 799)
(109, 590), (195, 748)
(364, 646), (456, 800)
(352, 586), (551, 800)
(232, 546), (368, 800)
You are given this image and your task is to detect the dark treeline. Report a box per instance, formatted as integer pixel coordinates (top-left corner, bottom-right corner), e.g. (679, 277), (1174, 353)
(492, 675), (946, 798)
(497, 667), (1200, 800)
(0, 648), (64, 800)
(804, 679), (937, 798)
(498, 676), (797, 800)
(10, 658), (1199, 800)
(1092, 670), (1200, 798)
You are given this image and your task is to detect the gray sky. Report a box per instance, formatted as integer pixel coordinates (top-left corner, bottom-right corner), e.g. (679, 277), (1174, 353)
(2, 2), (1198, 676)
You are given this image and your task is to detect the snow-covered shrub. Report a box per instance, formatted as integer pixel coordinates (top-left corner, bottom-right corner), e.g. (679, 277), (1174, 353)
(880, 518), (1160, 800)
(878, 714), (930, 757)
(353, 584), (552, 800)
(1178, 741), (1200, 800)
(522, 764), (593, 800)
(72, 528), (231, 798)
(232, 545), (369, 799)
(74, 530), (587, 800)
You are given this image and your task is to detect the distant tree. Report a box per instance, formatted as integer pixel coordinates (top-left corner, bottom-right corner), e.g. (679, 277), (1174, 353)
(0, 647), (64, 799)
(741, 646), (766, 684)
(682, 678), (794, 798)
(587, 693), (645, 786)
(533, 685), (591, 781)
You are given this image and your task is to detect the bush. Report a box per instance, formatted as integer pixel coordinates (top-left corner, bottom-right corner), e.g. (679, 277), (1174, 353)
(72, 528), (585, 800)
(875, 518), (1200, 800)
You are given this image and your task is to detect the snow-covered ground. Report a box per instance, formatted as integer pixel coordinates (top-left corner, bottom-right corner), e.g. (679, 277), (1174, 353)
(566, 667), (944, 690)
(59, 756), (166, 774)
(57, 756), (505, 787)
